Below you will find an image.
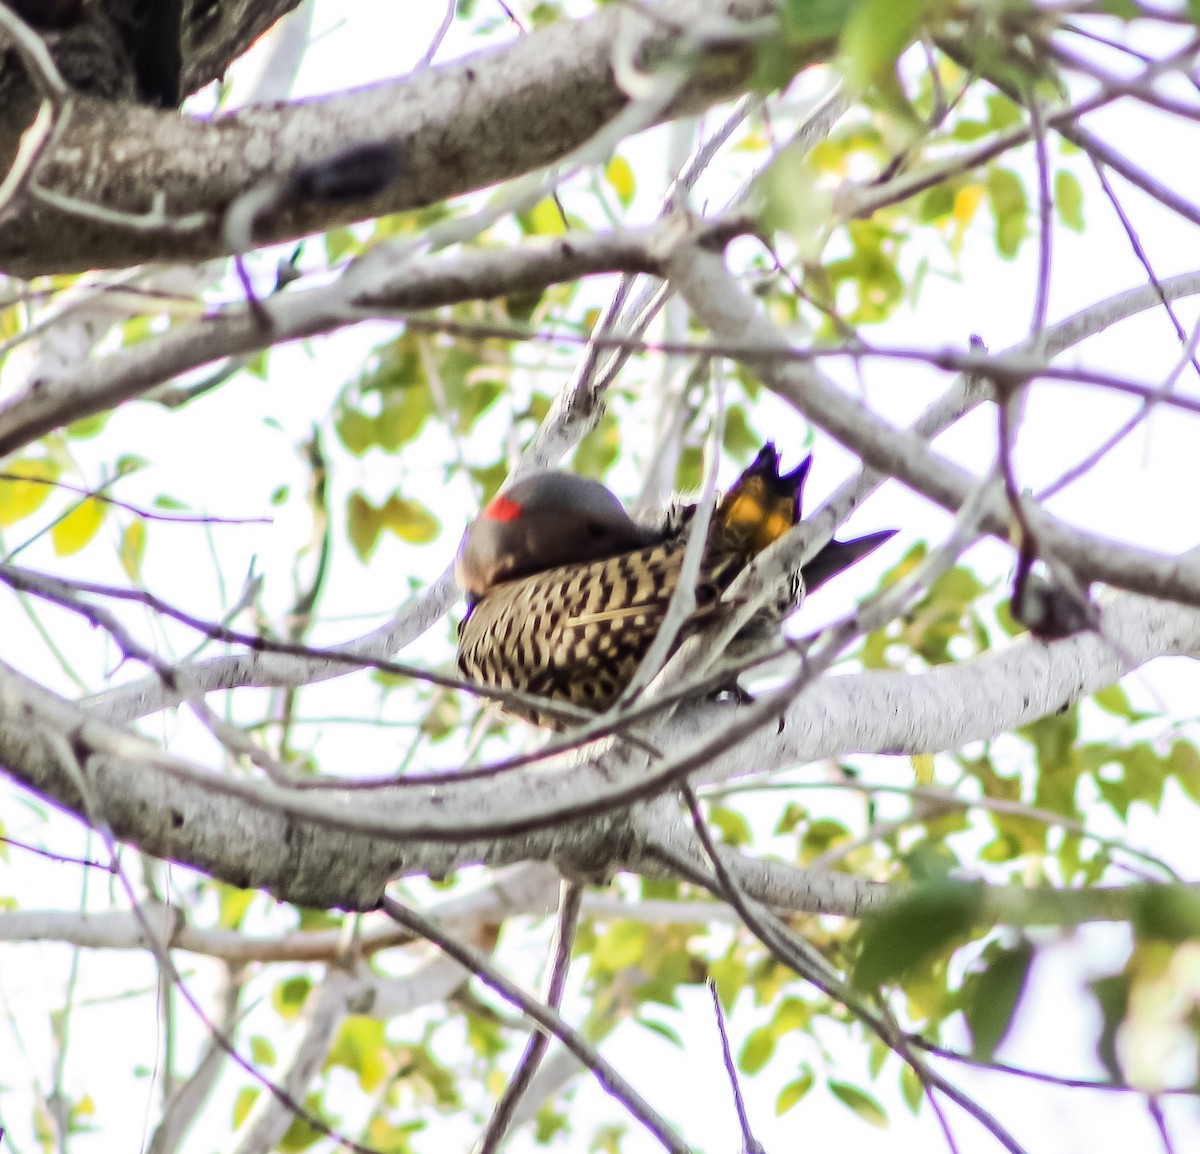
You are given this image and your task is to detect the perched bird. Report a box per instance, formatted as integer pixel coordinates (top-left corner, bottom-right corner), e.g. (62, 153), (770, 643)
(456, 445), (895, 726)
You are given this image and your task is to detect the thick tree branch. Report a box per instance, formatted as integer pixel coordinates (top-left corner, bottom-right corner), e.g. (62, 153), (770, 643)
(1, 580), (1193, 908)
(0, 0), (795, 275)
(0, 215), (750, 463)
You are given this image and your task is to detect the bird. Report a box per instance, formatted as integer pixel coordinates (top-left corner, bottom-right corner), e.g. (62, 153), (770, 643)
(455, 444), (895, 727)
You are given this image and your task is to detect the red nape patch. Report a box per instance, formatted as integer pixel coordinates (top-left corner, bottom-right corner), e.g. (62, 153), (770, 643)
(484, 494), (523, 522)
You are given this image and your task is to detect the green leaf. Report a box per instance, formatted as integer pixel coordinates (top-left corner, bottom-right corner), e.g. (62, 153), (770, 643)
(1088, 973), (1129, 1081)
(754, 38), (812, 92)
(232, 1086), (258, 1128)
(363, 1115), (425, 1154)
(273, 975), (313, 1019)
(852, 880), (982, 989)
(961, 938), (1035, 1061)
(1168, 740), (1200, 805)
(781, 0), (855, 43)
(1054, 170), (1085, 232)
(116, 455), (148, 476)
(347, 491), (380, 561)
(708, 953), (746, 1010)
(739, 1025), (775, 1074)
(950, 118), (990, 143)
(919, 182), (955, 222)
(776, 1069), (814, 1114)
(66, 412), (110, 439)
(674, 445), (704, 493)
(1110, 743), (1167, 814)
(380, 494), (440, 544)
(800, 817), (849, 861)
(841, 0), (930, 90)
(455, 379), (502, 431)
(867, 1034), (889, 1078)
(708, 804), (752, 847)
(1091, 683), (1152, 722)
(722, 405), (764, 460)
(824, 220), (906, 323)
(334, 406), (377, 456)
(51, 497), (105, 556)
(377, 385), (433, 451)
(572, 412), (620, 478)
(634, 1015), (683, 1048)
(419, 691), (461, 742)
(325, 226), (362, 265)
(327, 1017), (388, 1092)
(774, 801), (807, 835)
(592, 921), (647, 970)
(829, 1080), (888, 1127)
(757, 143), (834, 258)
(216, 883), (256, 929)
(279, 1093), (332, 1152)
(772, 996), (811, 1035)
(985, 93), (1024, 132)
(986, 166), (1028, 259)
(249, 1035), (276, 1067)
(534, 1104), (569, 1146)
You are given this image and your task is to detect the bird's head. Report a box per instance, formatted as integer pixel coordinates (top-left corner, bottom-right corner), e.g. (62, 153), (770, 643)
(456, 471), (659, 599)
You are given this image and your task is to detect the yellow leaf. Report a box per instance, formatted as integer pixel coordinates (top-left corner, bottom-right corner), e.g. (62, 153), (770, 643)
(605, 155), (636, 207)
(953, 184), (985, 225)
(0, 303), (20, 341)
(51, 497), (105, 556)
(380, 494), (439, 544)
(912, 753), (935, 785)
(0, 458), (59, 526)
(527, 197), (567, 236)
(119, 519), (146, 581)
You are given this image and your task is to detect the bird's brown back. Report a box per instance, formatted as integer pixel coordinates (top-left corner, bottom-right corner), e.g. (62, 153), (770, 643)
(456, 537), (708, 724)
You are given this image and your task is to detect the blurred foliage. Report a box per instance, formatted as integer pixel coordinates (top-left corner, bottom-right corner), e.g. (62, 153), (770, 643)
(0, 2), (1197, 1153)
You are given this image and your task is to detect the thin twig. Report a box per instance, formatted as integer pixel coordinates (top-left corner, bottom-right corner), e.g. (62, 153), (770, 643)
(53, 739), (388, 1154)
(416, 0), (457, 69)
(907, 1035), (1195, 1095)
(707, 980), (762, 1154)
(475, 881), (583, 1153)
(379, 893), (689, 1154)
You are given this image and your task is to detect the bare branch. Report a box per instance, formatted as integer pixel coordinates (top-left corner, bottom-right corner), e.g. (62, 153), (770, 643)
(476, 881), (583, 1153)
(0, 0), (797, 275)
(380, 893), (689, 1154)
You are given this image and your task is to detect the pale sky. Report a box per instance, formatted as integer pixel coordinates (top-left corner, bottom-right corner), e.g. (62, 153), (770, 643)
(2, 4), (1199, 1153)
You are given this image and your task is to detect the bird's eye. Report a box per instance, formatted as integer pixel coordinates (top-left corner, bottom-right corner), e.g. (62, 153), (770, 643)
(585, 520), (609, 538)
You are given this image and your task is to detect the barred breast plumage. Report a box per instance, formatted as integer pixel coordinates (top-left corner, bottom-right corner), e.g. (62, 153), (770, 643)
(454, 444), (895, 727)
(457, 539), (690, 718)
